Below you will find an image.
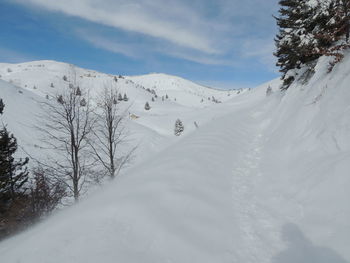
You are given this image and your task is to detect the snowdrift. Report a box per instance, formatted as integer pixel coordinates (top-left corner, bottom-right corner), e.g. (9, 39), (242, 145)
(0, 55), (350, 263)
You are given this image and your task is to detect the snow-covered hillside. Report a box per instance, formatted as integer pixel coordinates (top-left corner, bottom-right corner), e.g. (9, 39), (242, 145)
(0, 61), (236, 107)
(128, 73), (241, 106)
(0, 60), (242, 161)
(1, 55), (350, 263)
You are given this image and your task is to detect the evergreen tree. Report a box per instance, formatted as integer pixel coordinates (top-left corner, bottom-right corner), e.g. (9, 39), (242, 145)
(0, 128), (29, 202)
(274, 0), (318, 89)
(144, 102), (151, 111)
(0, 99), (4, 115)
(118, 93), (123, 101)
(333, 0), (350, 42)
(123, 93), (128, 101)
(174, 119), (184, 136)
(313, 0), (350, 71)
(80, 98), (87, 107)
(76, 87), (82, 96)
(275, 0), (350, 86)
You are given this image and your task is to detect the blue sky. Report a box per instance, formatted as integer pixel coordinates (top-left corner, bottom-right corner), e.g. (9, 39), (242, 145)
(0, 0), (280, 89)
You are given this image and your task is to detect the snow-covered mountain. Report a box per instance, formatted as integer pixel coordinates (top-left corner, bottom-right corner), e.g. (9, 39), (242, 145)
(0, 60), (238, 107)
(0, 60), (242, 161)
(1, 56), (350, 263)
(128, 73), (242, 106)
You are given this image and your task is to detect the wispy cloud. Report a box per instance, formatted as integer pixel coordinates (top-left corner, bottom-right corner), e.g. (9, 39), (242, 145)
(241, 38), (277, 71)
(75, 28), (237, 66)
(76, 30), (141, 59)
(10, 0), (279, 70)
(12, 0), (222, 54)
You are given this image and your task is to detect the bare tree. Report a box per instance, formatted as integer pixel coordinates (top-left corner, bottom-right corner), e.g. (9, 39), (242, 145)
(89, 85), (134, 179)
(38, 83), (95, 202)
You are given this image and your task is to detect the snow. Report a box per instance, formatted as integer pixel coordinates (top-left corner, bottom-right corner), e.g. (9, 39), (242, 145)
(128, 73), (239, 107)
(0, 60), (240, 161)
(0, 56), (350, 262)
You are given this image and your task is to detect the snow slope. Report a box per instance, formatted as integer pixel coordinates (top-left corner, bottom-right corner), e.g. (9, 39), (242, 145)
(0, 60), (241, 162)
(0, 61), (236, 107)
(0, 80), (45, 158)
(1, 55), (350, 263)
(128, 73), (240, 106)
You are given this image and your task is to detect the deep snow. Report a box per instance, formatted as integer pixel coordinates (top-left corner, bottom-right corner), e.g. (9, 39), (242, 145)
(0, 56), (350, 262)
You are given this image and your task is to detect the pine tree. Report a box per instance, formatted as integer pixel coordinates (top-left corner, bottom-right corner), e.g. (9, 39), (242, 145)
(76, 87), (82, 96)
(0, 99), (4, 115)
(333, 0), (350, 42)
(118, 93), (123, 101)
(274, 0), (318, 89)
(144, 102), (151, 111)
(313, 0), (350, 71)
(174, 119), (184, 136)
(123, 93), (128, 101)
(80, 98), (87, 107)
(0, 128), (29, 202)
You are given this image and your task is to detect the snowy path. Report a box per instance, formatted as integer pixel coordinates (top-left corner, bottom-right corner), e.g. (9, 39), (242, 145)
(229, 107), (281, 263)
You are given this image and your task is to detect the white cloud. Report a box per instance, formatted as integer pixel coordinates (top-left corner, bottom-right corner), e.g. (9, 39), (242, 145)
(240, 38), (278, 72)
(76, 30), (140, 59)
(11, 0), (279, 69)
(13, 0), (222, 54)
(75, 28), (236, 66)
